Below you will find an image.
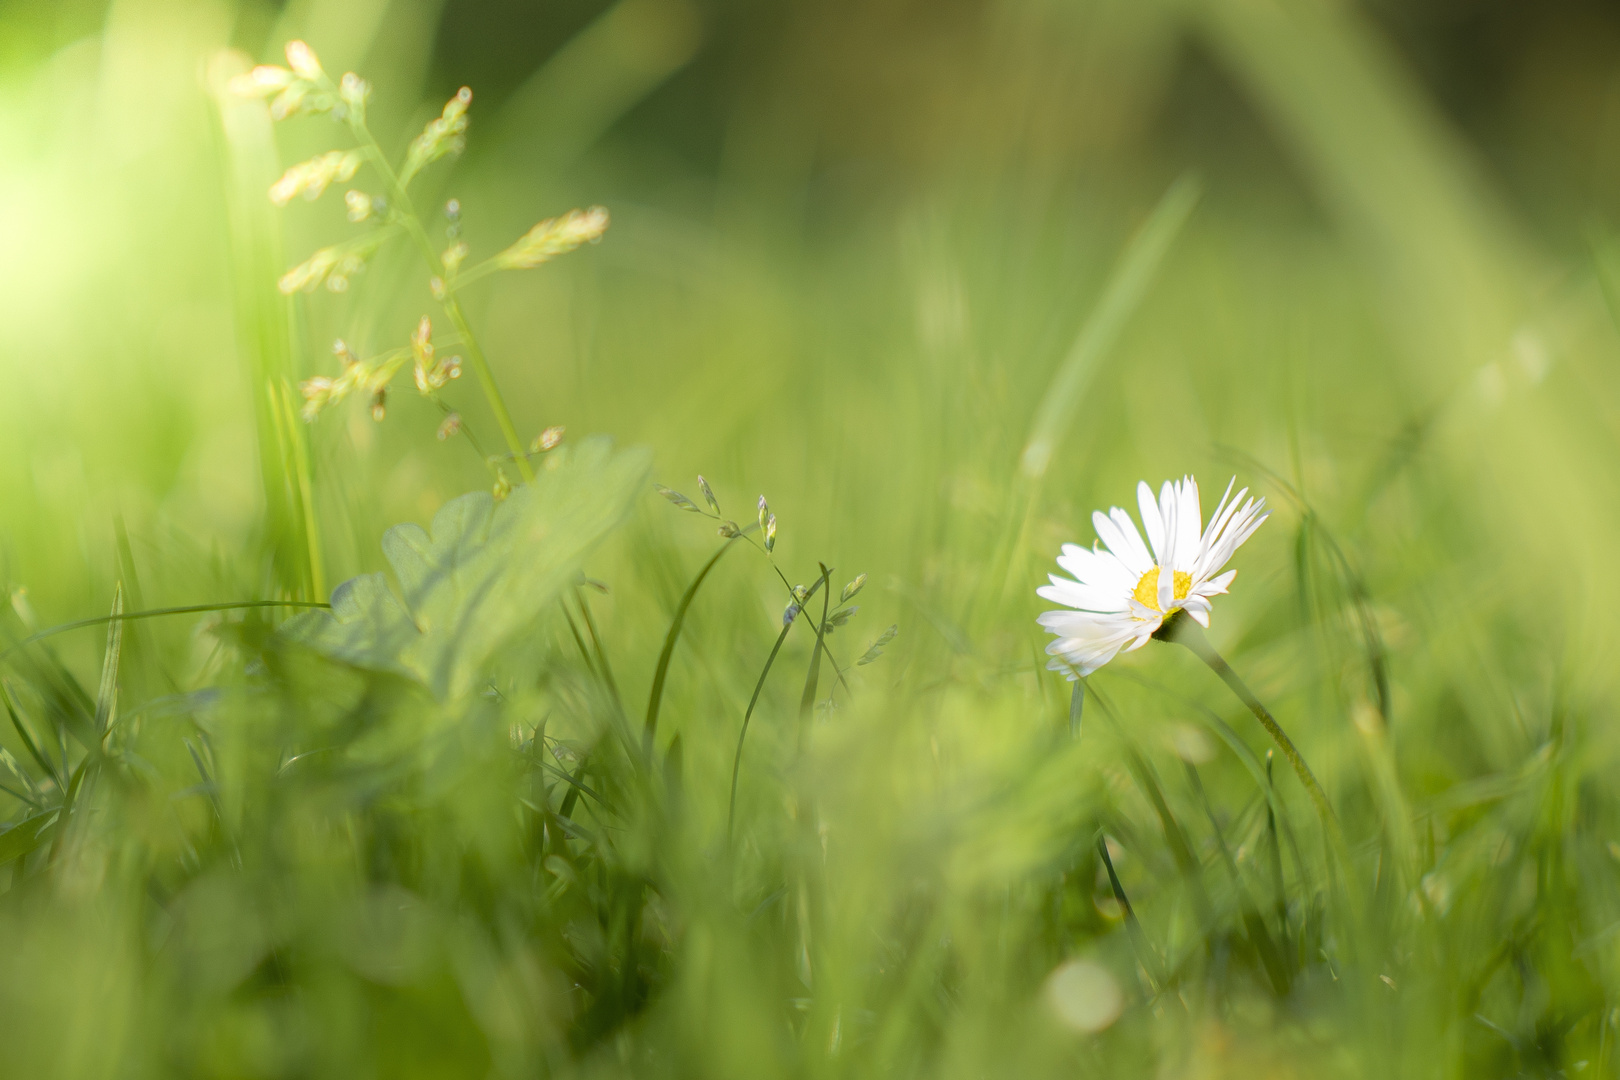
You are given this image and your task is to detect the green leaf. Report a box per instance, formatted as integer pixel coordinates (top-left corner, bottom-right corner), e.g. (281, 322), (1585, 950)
(281, 437), (650, 700)
(0, 808), (56, 865)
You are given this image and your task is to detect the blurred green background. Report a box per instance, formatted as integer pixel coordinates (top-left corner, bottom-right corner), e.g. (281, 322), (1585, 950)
(4, 0), (1620, 1076)
(4, 0), (1619, 635)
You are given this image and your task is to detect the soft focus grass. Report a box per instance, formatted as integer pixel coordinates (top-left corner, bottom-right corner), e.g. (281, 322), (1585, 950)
(2, 0), (1620, 1076)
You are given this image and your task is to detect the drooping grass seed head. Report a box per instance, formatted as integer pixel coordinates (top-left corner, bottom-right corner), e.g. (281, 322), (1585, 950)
(765, 514), (777, 553)
(857, 625), (897, 665)
(717, 521), (740, 538)
(1037, 476), (1268, 678)
(280, 245), (358, 293)
(228, 65), (294, 98)
(493, 207), (610, 270)
(757, 495), (769, 533)
(656, 485), (701, 512)
(345, 190), (375, 222)
(531, 426), (564, 452)
(437, 413), (461, 441)
(284, 40), (322, 80)
(826, 606), (857, 633)
(793, 584), (809, 604)
(269, 150), (362, 206)
(783, 603), (800, 626)
(492, 469), (513, 502)
(841, 574), (866, 603)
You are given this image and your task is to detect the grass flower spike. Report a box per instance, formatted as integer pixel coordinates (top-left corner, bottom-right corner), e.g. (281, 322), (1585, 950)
(1038, 476), (1267, 677)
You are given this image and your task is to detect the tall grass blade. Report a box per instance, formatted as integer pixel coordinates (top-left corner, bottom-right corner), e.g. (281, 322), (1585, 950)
(207, 51), (321, 601)
(94, 584), (124, 741)
(644, 538), (739, 742)
(985, 175), (1201, 614)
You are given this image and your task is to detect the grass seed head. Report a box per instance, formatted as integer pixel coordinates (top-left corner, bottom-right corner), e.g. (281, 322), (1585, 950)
(403, 87), (472, 181)
(228, 65), (294, 98)
(532, 426), (564, 452)
(783, 603), (800, 626)
(493, 207), (609, 270)
(841, 573), (866, 603)
(284, 40), (322, 80)
(857, 625), (898, 665)
(656, 485), (700, 512)
(492, 469), (513, 501)
(698, 475), (720, 514)
(270, 150), (362, 206)
(300, 376), (334, 421)
(437, 413), (462, 440)
(765, 514), (777, 552)
(279, 245), (364, 293)
(338, 72), (370, 121)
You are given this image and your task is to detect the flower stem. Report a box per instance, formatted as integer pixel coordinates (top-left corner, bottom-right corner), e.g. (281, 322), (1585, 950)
(1164, 615), (1343, 848)
(345, 111), (533, 482)
(439, 295), (532, 481)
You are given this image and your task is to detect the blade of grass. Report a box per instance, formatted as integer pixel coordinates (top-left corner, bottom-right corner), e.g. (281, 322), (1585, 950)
(95, 585), (125, 741)
(982, 174), (1202, 617)
(207, 51), (322, 600)
(1185, 761), (1291, 995)
(644, 537), (741, 743)
(728, 617), (796, 844)
(1, 680), (65, 791)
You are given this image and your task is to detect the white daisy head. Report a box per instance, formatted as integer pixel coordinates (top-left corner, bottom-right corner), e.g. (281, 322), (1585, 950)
(1037, 476), (1268, 679)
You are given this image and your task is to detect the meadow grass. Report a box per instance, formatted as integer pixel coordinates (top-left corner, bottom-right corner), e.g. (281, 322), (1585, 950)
(0, 2), (1618, 1077)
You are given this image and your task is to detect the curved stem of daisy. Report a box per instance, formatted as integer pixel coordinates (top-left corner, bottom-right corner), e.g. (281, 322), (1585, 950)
(1164, 614), (1342, 846)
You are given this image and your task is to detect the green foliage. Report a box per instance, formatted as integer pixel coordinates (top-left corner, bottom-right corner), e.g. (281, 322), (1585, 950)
(281, 437), (649, 700)
(2, 1), (1620, 1078)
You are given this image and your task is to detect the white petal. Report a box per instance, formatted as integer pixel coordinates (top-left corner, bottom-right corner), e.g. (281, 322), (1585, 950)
(1201, 477), (1236, 547)
(1176, 477), (1202, 570)
(1190, 569), (1236, 599)
(1057, 544), (1135, 592)
(1094, 509), (1153, 574)
(1156, 482), (1177, 610)
(1038, 576), (1128, 613)
(1138, 481), (1165, 560)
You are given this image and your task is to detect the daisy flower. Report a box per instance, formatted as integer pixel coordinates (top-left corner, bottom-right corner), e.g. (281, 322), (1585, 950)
(1038, 476), (1268, 678)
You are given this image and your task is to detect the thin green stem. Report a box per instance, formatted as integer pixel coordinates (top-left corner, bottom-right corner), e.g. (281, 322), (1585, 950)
(796, 567), (835, 752)
(1096, 832), (1161, 990)
(441, 297), (532, 480)
(0, 601), (328, 660)
(1164, 615), (1346, 853)
(727, 618), (795, 845)
(644, 538), (741, 744)
(344, 108), (533, 481)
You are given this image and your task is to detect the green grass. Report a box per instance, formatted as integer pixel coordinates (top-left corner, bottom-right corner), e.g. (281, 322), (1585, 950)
(0, 0), (1618, 1076)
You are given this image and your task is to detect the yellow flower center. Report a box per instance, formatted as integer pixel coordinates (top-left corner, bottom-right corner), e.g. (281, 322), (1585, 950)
(1132, 567), (1191, 612)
